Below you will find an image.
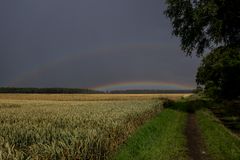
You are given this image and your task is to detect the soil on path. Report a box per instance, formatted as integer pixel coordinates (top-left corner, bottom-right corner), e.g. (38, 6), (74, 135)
(185, 113), (210, 160)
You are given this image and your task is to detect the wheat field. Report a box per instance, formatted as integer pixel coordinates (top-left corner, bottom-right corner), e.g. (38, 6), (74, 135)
(0, 93), (190, 101)
(0, 94), (188, 159)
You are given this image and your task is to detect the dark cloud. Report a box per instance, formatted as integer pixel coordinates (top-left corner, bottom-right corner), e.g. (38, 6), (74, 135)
(0, 0), (200, 89)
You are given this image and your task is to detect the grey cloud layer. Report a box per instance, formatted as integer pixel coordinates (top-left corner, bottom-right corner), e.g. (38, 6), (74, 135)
(0, 0), (200, 88)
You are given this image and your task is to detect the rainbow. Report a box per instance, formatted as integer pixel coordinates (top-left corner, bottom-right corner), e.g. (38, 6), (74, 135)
(92, 81), (195, 91)
(9, 43), (174, 86)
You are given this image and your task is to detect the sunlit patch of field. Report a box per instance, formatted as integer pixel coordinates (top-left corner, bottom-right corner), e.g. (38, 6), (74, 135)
(0, 93), (191, 101)
(0, 95), (165, 159)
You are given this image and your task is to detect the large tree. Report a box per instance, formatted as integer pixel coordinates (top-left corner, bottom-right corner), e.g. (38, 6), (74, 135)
(165, 0), (240, 56)
(196, 46), (240, 99)
(165, 0), (240, 99)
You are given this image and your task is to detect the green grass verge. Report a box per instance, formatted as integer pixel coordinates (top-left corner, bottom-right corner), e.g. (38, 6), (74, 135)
(196, 110), (240, 160)
(113, 109), (188, 160)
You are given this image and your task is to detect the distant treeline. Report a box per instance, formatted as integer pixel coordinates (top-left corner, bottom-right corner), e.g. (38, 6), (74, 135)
(109, 89), (193, 94)
(0, 87), (193, 94)
(0, 87), (103, 94)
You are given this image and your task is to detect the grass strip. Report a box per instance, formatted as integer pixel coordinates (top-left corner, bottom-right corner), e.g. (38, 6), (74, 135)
(113, 109), (188, 160)
(196, 110), (240, 160)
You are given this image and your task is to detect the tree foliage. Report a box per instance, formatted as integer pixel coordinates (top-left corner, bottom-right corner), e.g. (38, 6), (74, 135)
(165, 0), (240, 100)
(165, 0), (240, 56)
(196, 46), (240, 99)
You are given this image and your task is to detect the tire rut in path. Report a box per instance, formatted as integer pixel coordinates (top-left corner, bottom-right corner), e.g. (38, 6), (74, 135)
(185, 113), (209, 160)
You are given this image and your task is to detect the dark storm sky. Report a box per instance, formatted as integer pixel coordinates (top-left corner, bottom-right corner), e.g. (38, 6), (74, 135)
(0, 0), (200, 89)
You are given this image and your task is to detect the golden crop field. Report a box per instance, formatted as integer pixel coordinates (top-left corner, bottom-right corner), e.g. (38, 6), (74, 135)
(0, 94), (188, 159)
(0, 93), (190, 101)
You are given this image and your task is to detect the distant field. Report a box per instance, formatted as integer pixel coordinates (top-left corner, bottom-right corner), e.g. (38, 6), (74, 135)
(0, 93), (191, 101)
(0, 94), (172, 159)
